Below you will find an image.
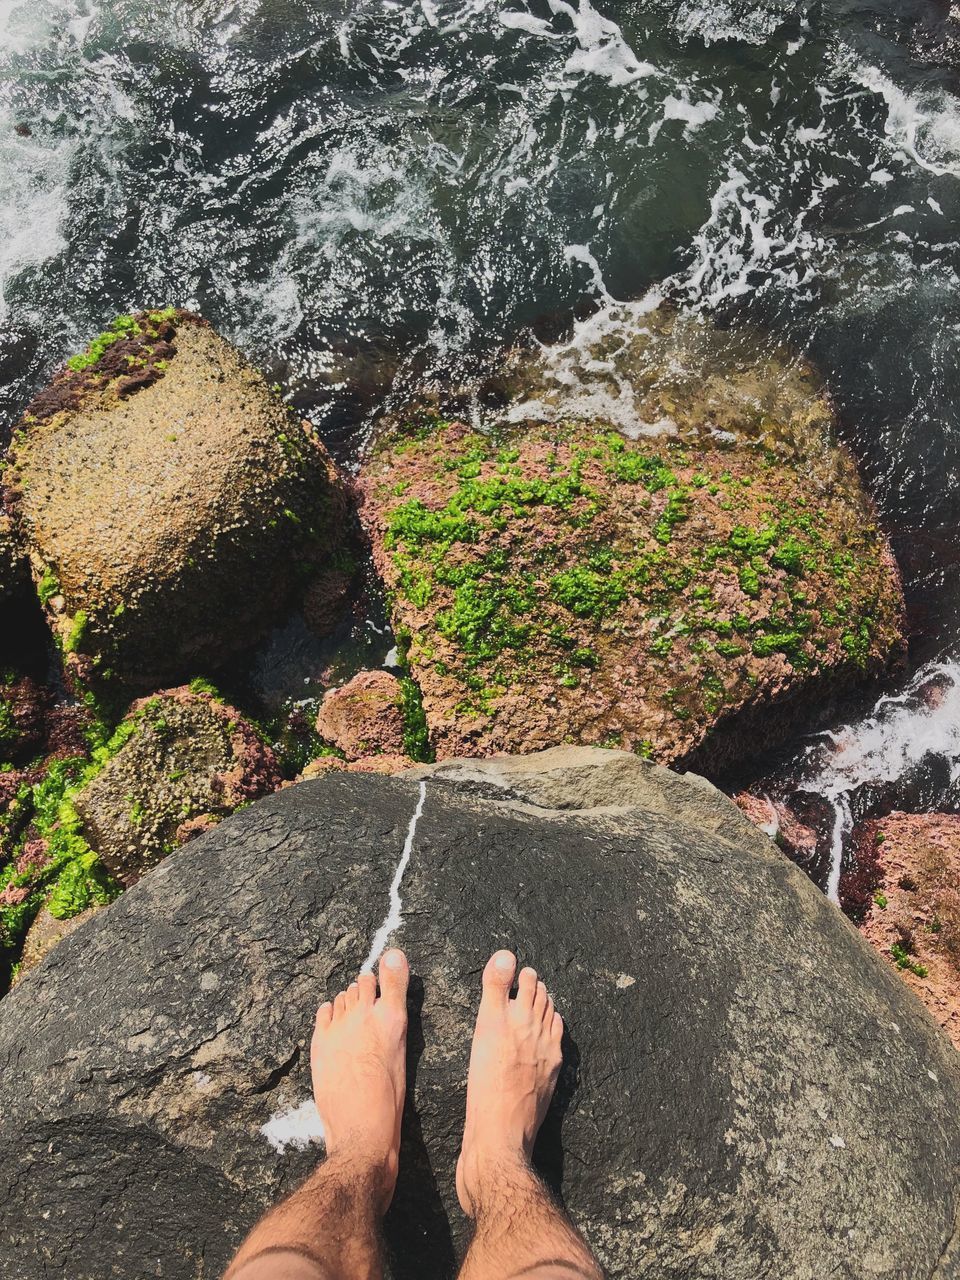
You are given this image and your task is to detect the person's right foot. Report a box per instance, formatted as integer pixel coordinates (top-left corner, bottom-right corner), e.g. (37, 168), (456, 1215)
(311, 948), (409, 1214)
(456, 950), (564, 1217)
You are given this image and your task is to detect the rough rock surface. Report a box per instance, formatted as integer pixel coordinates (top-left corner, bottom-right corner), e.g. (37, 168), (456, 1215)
(4, 309), (346, 687)
(0, 513), (25, 604)
(74, 686), (281, 885)
(857, 811), (960, 1051)
(358, 310), (903, 770)
(316, 670), (408, 760)
(0, 748), (957, 1280)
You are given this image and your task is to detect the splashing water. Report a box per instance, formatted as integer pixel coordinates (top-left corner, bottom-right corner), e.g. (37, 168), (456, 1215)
(764, 658), (960, 900)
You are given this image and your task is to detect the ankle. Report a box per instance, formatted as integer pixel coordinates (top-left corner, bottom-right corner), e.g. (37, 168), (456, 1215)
(459, 1148), (536, 1217)
(318, 1146), (398, 1214)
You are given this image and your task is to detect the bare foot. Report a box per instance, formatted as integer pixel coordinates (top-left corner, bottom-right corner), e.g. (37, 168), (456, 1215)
(456, 950), (564, 1217)
(311, 947), (409, 1213)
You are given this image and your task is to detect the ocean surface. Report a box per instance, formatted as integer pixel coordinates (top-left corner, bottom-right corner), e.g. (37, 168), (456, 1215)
(3, 0), (960, 890)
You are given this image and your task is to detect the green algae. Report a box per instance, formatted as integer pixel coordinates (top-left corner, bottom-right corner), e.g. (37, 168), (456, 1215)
(376, 420), (895, 737)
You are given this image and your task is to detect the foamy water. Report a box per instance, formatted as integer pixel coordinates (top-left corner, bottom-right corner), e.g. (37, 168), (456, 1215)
(759, 657), (960, 899)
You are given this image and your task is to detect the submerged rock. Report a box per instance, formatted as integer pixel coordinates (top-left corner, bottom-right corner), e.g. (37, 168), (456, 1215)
(0, 748), (956, 1279)
(358, 313), (903, 769)
(857, 811), (960, 1051)
(73, 685), (281, 886)
(4, 309), (346, 687)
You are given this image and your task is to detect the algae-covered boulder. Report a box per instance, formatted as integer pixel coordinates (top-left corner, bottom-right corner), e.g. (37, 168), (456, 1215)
(0, 749), (958, 1279)
(73, 685), (281, 885)
(5, 309), (346, 686)
(358, 309), (904, 769)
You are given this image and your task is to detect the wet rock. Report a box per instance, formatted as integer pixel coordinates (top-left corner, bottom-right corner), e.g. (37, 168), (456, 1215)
(302, 566), (354, 638)
(358, 310), (904, 770)
(734, 791), (818, 861)
(0, 747), (957, 1279)
(73, 686), (281, 886)
(857, 811), (960, 1051)
(316, 670), (408, 761)
(5, 309), (346, 687)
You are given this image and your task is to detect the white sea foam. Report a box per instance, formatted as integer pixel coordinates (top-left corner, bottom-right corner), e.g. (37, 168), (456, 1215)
(261, 1098), (325, 1154)
(797, 659), (960, 902)
(855, 63), (960, 180)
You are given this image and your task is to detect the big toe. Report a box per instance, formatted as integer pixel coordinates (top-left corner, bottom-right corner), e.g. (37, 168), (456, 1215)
(480, 949), (517, 1011)
(378, 948), (410, 1012)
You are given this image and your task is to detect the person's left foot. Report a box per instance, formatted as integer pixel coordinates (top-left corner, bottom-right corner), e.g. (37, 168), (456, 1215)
(311, 948), (409, 1212)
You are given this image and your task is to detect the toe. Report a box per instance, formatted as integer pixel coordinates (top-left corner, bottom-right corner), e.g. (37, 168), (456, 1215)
(516, 965), (538, 1010)
(333, 990), (348, 1018)
(315, 1000), (333, 1031)
(480, 950), (516, 1011)
(345, 982), (359, 1010)
(358, 972), (377, 1005)
(544, 995), (555, 1025)
(551, 1011), (564, 1041)
(378, 948), (410, 1011)
(533, 980), (548, 1018)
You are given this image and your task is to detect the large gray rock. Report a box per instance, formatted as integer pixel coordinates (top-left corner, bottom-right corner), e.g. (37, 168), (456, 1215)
(0, 747), (957, 1280)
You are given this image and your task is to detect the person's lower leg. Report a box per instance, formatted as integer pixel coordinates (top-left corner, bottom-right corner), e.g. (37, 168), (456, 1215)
(456, 952), (603, 1280)
(224, 949), (410, 1280)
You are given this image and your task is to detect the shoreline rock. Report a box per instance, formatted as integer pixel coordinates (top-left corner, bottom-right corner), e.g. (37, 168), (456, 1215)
(4, 309), (347, 688)
(0, 748), (956, 1278)
(359, 322), (904, 769)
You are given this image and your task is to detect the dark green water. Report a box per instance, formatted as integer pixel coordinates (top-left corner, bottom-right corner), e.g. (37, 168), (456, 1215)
(3, 0), (960, 878)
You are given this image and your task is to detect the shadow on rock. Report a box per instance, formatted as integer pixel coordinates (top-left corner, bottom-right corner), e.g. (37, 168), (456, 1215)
(384, 974), (457, 1279)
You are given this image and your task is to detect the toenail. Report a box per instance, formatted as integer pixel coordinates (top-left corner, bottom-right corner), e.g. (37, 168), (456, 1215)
(383, 950), (402, 969)
(494, 952), (514, 971)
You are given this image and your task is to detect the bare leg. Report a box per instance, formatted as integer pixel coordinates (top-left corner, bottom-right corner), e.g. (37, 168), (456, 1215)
(456, 951), (604, 1280)
(224, 949), (410, 1280)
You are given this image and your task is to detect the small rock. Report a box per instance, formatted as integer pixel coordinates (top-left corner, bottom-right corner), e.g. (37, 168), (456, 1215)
(73, 686), (282, 885)
(315, 670), (408, 761)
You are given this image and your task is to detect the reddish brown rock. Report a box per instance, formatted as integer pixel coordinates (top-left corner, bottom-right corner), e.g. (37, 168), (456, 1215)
(858, 812), (960, 1051)
(14, 904), (101, 981)
(734, 792), (819, 861)
(315, 670), (407, 761)
(0, 673), (47, 761)
(359, 415), (902, 769)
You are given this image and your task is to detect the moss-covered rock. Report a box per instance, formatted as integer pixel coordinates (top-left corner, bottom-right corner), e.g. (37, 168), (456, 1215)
(358, 311), (904, 769)
(4, 309), (346, 688)
(73, 685), (282, 887)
